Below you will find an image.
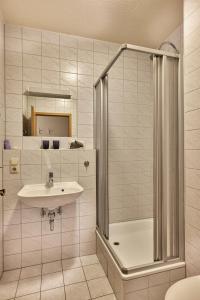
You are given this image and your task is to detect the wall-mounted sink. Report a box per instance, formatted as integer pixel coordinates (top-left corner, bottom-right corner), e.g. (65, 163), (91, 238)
(18, 181), (84, 209)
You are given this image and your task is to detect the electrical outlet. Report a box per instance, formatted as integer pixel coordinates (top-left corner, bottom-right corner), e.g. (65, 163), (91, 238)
(9, 157), (19, 174)
(10, 165), (19, 174)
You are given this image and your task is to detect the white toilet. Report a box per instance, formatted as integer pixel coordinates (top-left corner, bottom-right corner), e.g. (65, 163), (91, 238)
(165, 276), (200, 300)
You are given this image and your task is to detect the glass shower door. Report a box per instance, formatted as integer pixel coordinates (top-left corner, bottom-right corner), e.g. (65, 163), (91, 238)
(95, 45), (183, 273)
(95, 77), (109, 239)
(107, 49), (155, 269)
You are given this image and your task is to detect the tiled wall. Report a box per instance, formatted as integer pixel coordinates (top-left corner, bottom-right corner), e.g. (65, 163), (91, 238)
(2, 149), (96, 270)
(108, 49), (153, 223)
(4, 24), (120, 150)
(0, 10), (4, 276)
(184, 0), (200, 276)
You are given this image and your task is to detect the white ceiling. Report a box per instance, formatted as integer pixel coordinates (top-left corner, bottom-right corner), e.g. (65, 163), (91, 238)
(0, 0), (183, 48)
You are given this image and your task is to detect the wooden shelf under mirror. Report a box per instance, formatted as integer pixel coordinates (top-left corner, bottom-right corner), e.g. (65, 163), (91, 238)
(31, 106), (72, 137)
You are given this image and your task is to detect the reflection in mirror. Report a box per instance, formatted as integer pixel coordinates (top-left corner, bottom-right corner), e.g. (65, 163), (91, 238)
(23, 89), (77, 137)
(30, 108), (72, 137)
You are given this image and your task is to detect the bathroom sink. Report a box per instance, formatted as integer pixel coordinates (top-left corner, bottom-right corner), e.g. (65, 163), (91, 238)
(165, 276), (200, 300)
(18, 181), (84, 209)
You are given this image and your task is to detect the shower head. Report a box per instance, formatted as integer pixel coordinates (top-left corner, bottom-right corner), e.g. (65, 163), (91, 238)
(149, 41), (179, 61)
(158, 41), (179, 53)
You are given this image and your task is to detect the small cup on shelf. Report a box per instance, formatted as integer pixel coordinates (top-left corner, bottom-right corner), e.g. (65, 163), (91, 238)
(53, 140), (60, 149)
(42, 140), (49, 149)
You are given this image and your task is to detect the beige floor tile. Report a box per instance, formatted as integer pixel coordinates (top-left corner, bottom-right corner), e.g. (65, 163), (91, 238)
(15, 292), (40, 300)
(41, 271), (64, 291)
(1, 269), (20, 283)
(88, 277), (113, 298)
(20, 265), (42, 279)
(42, 261), (62, 275)
(65, 282), (91, 300)
(95, 295), (116, 300)
(63, 267), (85, 285)
(62, 257), (81, 270)
(83, 263), (105, 280)
(41, 287), (65, 300)
(0, 281), (18, 300)
(16, 277), (41, 297)
(80, 255), (99, 266)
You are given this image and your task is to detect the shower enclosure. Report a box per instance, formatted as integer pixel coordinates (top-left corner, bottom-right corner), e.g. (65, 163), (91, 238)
(94, 44), (184, 274)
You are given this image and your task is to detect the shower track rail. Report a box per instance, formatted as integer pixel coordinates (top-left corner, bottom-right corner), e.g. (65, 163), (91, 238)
(94, 43), (179, 88)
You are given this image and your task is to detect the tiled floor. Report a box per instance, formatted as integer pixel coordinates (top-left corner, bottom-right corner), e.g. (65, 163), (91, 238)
(0, 255), (116, 300)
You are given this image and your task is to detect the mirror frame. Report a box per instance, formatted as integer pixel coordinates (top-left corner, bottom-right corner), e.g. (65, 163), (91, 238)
(31, 106), (72, 137)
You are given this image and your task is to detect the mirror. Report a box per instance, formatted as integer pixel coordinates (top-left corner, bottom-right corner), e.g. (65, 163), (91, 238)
(23, 88), (77, 137)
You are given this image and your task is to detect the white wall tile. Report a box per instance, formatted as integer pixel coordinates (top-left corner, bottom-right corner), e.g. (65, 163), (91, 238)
(60, 34), (78, 48)
(94, 40), (109, 53)
(60, 59), (77, 73)
(22, 222), (41, 238)
(6, 79), (22, 94)
(23, 67), (42, 82)
(42, 247), (61, 263)
(78, 37), (93, 51)
(78, 75), (93, 87)
(42, 70), (59, 85)
(23, 54), (41, 69)
(22, 208), (41, 223)
(4, 224), (21, 240)
(62, 244), (79, 259)
(42, 30), (59, 45)
(78, 49), (93, 63)
(5, 51), (22, 67)
(6, 108), (22, 122)
(184, 0), (200, 276)
(94, 52), (109, 65)
(60, 46), (77, 60)
(23, 27), (42, 42)
(5, 66), (22, 80)
(60, 72), (77, 86)
(21, 150), (42, 165)
(5, 37), (22, 52)
(22, 250), (42, 267)
(22, 236), (42, 252)
(4, 238), (21, 255)
(42, 56), (59, 71)
(21, 165), (42, 181)
(4, 253), (21, 270)
(42, 43), (59, 58)
(23, 40), (41, 55)
(78, 62), (93, 75)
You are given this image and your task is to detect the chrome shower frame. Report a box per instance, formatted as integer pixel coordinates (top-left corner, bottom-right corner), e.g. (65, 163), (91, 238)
(94, 43), (184, 274)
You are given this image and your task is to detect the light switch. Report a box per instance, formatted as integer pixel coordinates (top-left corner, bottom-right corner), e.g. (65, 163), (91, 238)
(10, 157), (19, 174)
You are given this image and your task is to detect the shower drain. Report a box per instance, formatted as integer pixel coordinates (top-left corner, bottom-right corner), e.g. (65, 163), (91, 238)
(113, 242), (120, 246)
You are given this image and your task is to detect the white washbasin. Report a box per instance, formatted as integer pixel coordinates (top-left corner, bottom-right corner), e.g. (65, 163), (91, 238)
(165, 276), (200, 300)
(18, 181), (84, 209)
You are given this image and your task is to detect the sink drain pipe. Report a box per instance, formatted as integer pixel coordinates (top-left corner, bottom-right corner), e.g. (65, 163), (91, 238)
(41, 207), (62, 231)
(48, 211), (55, 231)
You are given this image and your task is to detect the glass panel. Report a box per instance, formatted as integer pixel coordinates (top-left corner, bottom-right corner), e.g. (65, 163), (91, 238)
(107, 49), (154, 269)
(162, 56), (179, 259)
(95, 80), (102, 231)
(95, 78), (109, 238)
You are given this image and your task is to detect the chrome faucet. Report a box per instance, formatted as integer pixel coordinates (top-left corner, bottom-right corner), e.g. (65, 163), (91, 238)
(46, 172), (54, 188)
